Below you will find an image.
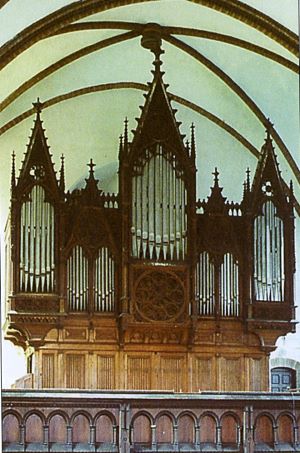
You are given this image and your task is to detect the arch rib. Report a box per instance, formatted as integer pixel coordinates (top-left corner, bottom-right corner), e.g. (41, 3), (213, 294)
(164, 34), (300, 185)
(0, 0), (297, 71)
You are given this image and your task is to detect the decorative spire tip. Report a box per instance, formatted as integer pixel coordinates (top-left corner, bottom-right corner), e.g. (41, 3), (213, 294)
(33, 97), (43, 115)
(87, 158), (96, 177)
(213, 167), (219, 185)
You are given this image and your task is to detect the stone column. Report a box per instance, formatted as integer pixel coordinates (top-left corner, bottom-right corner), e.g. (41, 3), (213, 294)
(151, 424), (156, 449)
(43, 425), (49, 445)
(66, 425), (72, 445)
(89, 425), (96, 445)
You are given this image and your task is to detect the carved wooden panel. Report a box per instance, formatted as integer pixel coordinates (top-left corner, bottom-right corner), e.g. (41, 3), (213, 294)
(25, 414), (43, 443)
(134, 270), (184, 322)
(42, 353), (55, 388)
(200, 415), (216, 443)
(66, 354), (85, 389)
(49, 414), (67, 443)
(249, 357), (263, 391)
(193, 356), (214, 391)
(3, 414), (19, 443)
(159, 355), (184, 391)
(132, 414), (152, 444)
(156, 414), (173, 443)
(95, 415), (113, 443)
(72, 414), (90, 443)
(178, 414), (195, 443)
(254, 415), (274, 445)
(277, 414), (294, 443)
(220, 357), (242, 391)
(221, 415), (237, 444)
(15, 298), (59, 312)
(126, 356), (151, 390)
(97, 355), (115, 389)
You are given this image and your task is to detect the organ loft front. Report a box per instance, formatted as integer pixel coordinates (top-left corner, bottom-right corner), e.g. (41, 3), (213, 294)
(4, 41), (296, 392)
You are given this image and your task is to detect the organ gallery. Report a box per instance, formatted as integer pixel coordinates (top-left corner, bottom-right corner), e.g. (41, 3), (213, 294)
(4, 44), (295, 392)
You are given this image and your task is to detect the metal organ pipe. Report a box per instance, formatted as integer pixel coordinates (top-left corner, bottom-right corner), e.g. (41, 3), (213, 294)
(19, 185), (54, 292)
(94, 247), (115, 312)
(253, 200), (284, 301)
(220, 253), (239, 317)
(67, 246), (88, 311)
(131, 144), (187, 261)
(195, 252), (215, 315)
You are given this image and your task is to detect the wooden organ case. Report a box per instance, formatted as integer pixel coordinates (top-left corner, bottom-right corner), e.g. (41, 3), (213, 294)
(4, 41), (296, 392)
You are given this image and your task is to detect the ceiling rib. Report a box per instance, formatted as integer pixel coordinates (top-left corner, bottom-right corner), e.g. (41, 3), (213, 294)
(165, 35), (300, 185)
(1, 29), (297, 183)
(0, 0), (297, 71)
(0, 81), (259, 158)
(0, 30), (139, 112)
(57, 22), (297, 72)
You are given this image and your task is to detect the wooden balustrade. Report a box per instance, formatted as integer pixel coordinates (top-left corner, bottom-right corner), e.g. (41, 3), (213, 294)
(2, 390), (300, 452)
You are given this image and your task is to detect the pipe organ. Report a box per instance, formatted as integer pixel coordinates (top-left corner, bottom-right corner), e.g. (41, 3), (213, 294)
(67, 246), (88, 311)
(131, 144), (187, 261)
(19, 185), (55, 293)
(220, 253), (239, 317)
(94, 247), (115, 312)
(4, 49), (295, 392)
(195, 252), (215, 316)
(253, 200), (284, 301)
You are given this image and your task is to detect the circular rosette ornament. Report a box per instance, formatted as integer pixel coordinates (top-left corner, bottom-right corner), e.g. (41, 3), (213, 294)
(134, 270), (184, 321)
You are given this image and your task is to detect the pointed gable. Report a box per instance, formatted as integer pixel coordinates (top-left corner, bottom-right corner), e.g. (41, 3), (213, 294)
(17, 100), (59, 198)
(251, 122), (287, 209)
(128, 51), (190, 169)
(205, 168), (227, 215)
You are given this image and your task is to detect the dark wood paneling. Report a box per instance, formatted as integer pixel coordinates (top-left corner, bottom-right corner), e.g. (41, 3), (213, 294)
(277, 414), (294, 443)
(72, 414), (89, 443)
(25, 414), (43, 443)
(200, 415), (216, 443)
(156, 414), (173, 443)
(49, 414), (67, 443)
(178, 414), (195, 443)
(255, 415), (273, 444)
(3, 414), (19, 443)
(221, 415), (237, 444)
(96, 415), (113, 443)
(132, 414), (151, 444)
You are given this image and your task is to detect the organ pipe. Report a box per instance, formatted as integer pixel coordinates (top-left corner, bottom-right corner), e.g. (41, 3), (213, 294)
(220, 253), (239, 317)
(195, 252), (215, 315)
(67, 246), (88, 311)
(94, 247), (115, 312)
(131, 144), (187, 261)
(19, 185), (54, 292)
(253, 200), (284, 301)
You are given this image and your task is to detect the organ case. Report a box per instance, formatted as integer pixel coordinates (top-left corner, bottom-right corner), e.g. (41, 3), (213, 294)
(4, 54), (295, 392)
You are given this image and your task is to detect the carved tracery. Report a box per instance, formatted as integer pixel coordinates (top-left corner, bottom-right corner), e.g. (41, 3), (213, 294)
(135, 270), (184, 321)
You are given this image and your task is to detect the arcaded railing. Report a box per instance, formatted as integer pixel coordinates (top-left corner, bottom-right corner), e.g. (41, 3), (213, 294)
(2, 390), (300, 452)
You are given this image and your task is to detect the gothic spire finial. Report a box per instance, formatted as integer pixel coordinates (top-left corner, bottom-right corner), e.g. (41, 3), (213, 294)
(190, 123), (196, 161)
(32, 97), (43, 116)
(123, 118), (129, 154)
(59, 154), (65, 193)
(213, 167), (220, 186)
(118, 134), (124, 161)
(246, 167), (251, 191)
(11, 151), (16, 190)
(87, 158), (96, 178)
(141, 23), (164, 74)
